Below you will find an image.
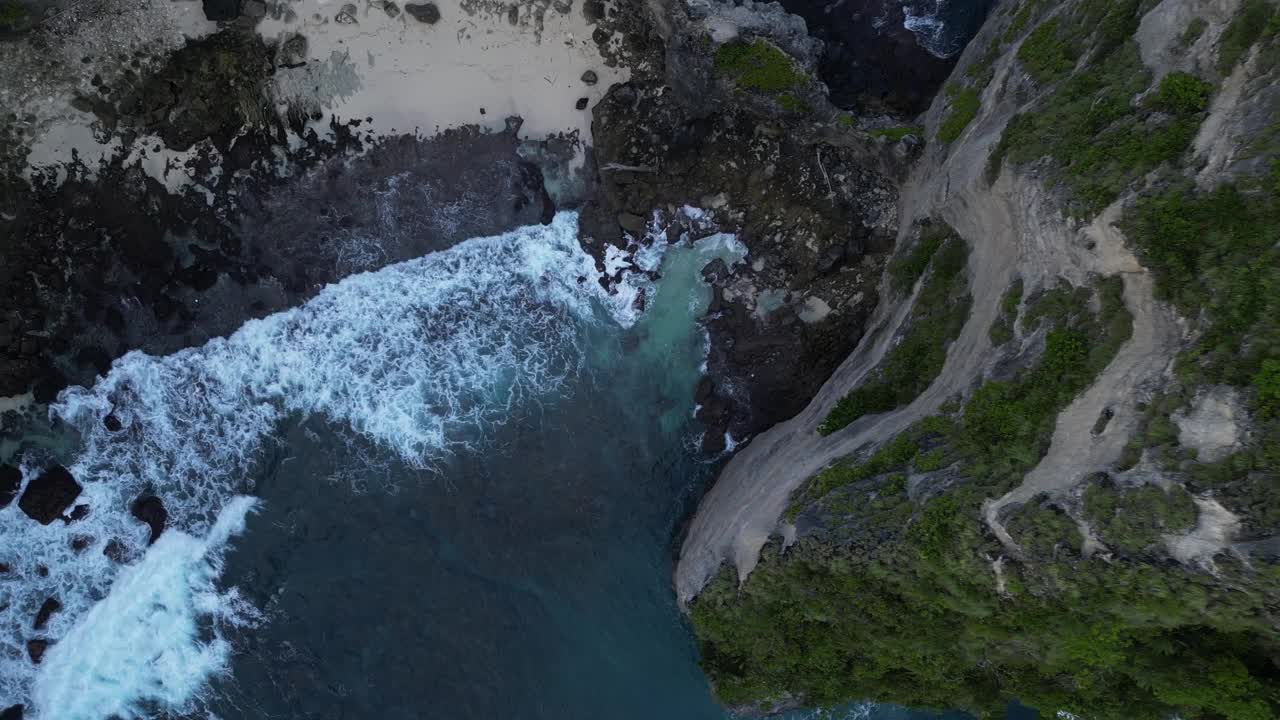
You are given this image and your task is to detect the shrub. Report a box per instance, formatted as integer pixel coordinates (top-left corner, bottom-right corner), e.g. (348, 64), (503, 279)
(714, 39), (806, 92)
(1155, 72), (1213, 115)
(937, 84), (981, 144)
(1254, 359), (1280, 418)
(1218, 0), (1276, 73)
(869, 126), (924, 142)
(1018, 18), (1077, 83)
(819, 236), (971, 435)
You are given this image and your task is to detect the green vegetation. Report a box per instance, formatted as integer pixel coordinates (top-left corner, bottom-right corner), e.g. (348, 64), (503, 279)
(990, 40), (1211, 216)
(696, 3), (1280, 717)
(1179, 17), (1208, 49)
(0, 0), (26, 26)
(694, 520), (1278, 718)
(1001, 0), (1043, 43)
(1218, 0), (1277, 73)
(868, 126), (924, 142)
(1256, 359), (1280, 418)
(1123, 183), (1280, 388)
(709, 277), (1165, 716)
(887, 223), (948, 292)
(1018, 18), (1078, 83)
(937, 84), (981, 144)
(1004, 496), (1083, 559)
(818, 233), (970, 436)
(776, 93), (807, 113)
(989, 278), (1024, 346)
(713, 39), (807, 93)
(1083, 480), (1198, 555)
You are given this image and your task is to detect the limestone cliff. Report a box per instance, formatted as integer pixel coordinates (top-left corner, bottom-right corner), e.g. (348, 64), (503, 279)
(680, 0), (1280, 717)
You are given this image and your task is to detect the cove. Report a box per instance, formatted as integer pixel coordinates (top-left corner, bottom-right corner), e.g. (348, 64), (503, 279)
(6, 213), (983, 719)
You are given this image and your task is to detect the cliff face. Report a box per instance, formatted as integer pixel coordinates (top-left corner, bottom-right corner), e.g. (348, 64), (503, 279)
(682, 0), (1280, 716)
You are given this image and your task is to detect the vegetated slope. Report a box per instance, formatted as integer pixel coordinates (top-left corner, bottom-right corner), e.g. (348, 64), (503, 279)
(685, 0), (1280, 717)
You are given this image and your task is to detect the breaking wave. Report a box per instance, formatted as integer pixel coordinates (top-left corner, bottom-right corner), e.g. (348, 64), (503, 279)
(0, 212), (651, 718)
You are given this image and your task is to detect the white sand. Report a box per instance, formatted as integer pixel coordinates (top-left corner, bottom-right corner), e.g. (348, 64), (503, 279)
(257, 0), (629, 146)
(7, 0), (626, 189)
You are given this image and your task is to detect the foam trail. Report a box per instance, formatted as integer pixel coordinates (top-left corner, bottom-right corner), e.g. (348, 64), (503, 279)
(1, 211), (638, 717)
(31, 497), (259, 720)
(903, 1), (962, 58)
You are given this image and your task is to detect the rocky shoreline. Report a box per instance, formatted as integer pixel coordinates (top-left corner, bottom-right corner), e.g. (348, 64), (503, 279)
(0, 0), (991, 714)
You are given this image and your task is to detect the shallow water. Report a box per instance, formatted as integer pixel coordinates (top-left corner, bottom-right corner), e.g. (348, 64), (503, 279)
(3, 213), (1007, 720)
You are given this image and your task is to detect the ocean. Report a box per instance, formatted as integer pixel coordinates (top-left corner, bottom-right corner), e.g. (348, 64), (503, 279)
(1, 212), (994, 720)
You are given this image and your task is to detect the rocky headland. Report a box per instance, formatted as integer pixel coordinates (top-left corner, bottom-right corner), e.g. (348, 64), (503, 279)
(7, 0), (1276, 718)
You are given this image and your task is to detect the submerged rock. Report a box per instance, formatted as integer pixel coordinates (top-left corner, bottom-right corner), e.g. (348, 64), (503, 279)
(26, 639), (47, 664)
(130, 495), (168, 545)
(0, 705), (23, 720)
(17, 465), (82, 525)
(33, 598), (61, 630)
(404, 2), (439, 23)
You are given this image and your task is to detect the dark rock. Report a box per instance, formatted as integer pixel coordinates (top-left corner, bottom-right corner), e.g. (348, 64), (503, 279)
(0, 563), (10, 574)
(17, 465), (82, 525)
(404, 2), (439, 23)
(701, 258), (730, 285)
(65, 504), (90, 523)
(582, 0), (604, 22)
(26, 639), (47, 664)
(581, 70), (598, 85)
(695, 376), (714, 404)
(103, 539), (128, 564)
(130, 495), (168, 545)
(70, 535), (92, 553)
(507, 3), (517, 24)
(334, 4), (358, 23)
(617, 212), (646, 235)
(575, 97), (589, 111)
(815, 242), (846, 274)
(278, 34), (308, 68)
(382, 0), (399, 17)
(31, 371), (66, 404)
(33, 598), (61, 630)
(0, 464), (20, 509)
(0, 704), (23, 720)
(201, 0), (240, 21)
(103, 413), (123, 432)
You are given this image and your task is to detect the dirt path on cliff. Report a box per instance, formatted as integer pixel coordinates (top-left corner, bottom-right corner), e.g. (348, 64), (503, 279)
(674, 41), (1179, 601)
(983, 205), (1180, 555)
(674, 64), (1029, 601)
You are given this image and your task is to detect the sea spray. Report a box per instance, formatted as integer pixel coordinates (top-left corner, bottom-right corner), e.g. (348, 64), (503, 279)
(0, 212), (652, 716)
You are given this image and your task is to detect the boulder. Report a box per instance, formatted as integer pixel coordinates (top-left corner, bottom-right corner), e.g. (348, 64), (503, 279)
(130, 495), (168, 545)
(17, 465), (81, 525)
(26, 639), (47, 664)
(33, 598), (61, 630)
(0, 705), (23, 720)
(201, 0), (240, 21)
(581, 70), (598, 85)
(0, 464), (20, 508)
(575, 97), (589, 110)
(404, 2), (439, 23)
(617, 212), (646, 236)
(103, 413), (123, 432)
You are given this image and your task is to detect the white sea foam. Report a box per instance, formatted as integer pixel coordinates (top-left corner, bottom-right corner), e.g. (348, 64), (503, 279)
(31, 497), (259, 720)
(903, 1), (963, 58)
(1, 211), (640, 717)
